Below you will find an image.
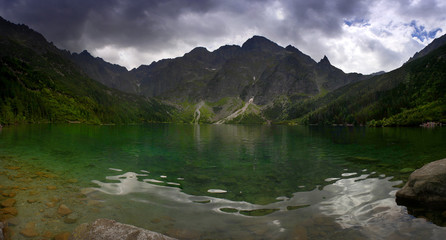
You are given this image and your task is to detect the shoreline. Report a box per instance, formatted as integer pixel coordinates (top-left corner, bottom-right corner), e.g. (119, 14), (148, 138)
(0, 155), (98, 239)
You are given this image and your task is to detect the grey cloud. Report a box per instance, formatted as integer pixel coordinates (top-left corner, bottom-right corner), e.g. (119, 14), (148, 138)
(395, 0), (445, 18)
(0, 0), (369, 51)
(0, 0), (444, 73)
(282, 0), (371, 36)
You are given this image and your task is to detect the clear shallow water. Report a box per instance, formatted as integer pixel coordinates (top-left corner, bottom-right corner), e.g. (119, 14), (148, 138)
(1, 124), (446, 239)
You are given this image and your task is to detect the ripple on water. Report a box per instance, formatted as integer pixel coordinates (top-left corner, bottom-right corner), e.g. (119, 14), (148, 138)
(207, 189), (227, 194)
(109, 168), (123, 172)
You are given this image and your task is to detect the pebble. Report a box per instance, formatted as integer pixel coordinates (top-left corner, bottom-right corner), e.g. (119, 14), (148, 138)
(8, 192), (16, 198)
(46, 202), (56, 208)
(1, 198), (16, 208)
(0, 214), (15, 221)
(58, 204), (73, 216)
(1, 192), (16, 198)
(27, 199), (38, 203)
(20, 222), (39, 238)
(64, 212), (79, 224)
(5, 166), (21, 170)
(50, 197), (61, 203)
(43, 211), (56, 219)
(54, 232), (71, 240)
(5, 217), (19, 226)
(1, 207), (18, 216)
(47, 186), (57, 190)
(87, 200), (103, 207)
(80, 188), (96, 196)
(67, 179), (78, 183)
(28, 190), (39, 196)
(42, 231), (54, 238)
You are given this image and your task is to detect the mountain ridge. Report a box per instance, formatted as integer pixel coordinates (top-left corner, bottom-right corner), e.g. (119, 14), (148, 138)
(1, 15), (445, 126)
(71, 34), (369, 106)
(0, 16), (174, 125)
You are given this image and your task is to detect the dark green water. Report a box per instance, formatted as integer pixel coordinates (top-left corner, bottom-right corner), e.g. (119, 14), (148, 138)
(1, 124), (446, 239)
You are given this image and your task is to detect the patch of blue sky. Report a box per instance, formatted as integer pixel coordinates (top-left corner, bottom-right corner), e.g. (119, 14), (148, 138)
(409, 20), (442, 42)
(344, 18), (370, 27)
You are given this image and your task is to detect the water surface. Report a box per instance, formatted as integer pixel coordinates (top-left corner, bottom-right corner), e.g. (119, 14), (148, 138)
(0, 124), (445, 239)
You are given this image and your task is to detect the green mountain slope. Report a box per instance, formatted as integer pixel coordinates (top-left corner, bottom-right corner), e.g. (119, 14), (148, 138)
(0, 17), (174, 125)
(2, 15), (444, 126)
(282, 41), (446, 126)
(71, 36), (368, 105)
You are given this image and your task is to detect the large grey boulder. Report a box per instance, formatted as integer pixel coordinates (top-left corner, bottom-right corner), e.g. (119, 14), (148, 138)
(72, 219), (176, 240)
(396, 158), (446, 208)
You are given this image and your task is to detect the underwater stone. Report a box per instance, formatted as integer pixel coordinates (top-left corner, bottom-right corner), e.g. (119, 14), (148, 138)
(1, 207), (17, 216)
(54, 232), (71, 240)
(396, 158), (446, 208)
(20, 222), (39, 238)
(72, 218), (177, 240)
(57, 204), (72, 216)
(1, 198), (16, 208)
(42, 231), (54, 238)
(64, 212), (79, 224)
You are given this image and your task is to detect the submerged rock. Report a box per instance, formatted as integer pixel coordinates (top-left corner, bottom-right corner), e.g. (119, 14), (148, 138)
(72, 218), (176, 240)
(57, 204), (72, 216)
(0, 207), (18, 216)
(42, 231), (54, 238)
(20, 222), (39, 238)
(396, 158), (446, 208)
(54, 232), (71, 240)
(1, 199), (16, 208)
(64, 212), (80, 224)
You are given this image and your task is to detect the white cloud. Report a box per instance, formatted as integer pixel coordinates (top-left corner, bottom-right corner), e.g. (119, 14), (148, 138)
(3, 0), (445, 74)
(301, 0), (446, 74)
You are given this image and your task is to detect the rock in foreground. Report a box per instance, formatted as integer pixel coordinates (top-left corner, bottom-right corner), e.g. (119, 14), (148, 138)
(396, 158), (446, 208)
(72, 219), (176, 240)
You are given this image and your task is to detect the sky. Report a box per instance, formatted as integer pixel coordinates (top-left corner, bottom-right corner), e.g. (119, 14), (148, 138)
(1, 0), (445, 74)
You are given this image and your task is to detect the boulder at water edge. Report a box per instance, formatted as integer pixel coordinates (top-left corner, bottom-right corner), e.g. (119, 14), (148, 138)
(396, 158), (446, 208)
(72, 218), (176, 240)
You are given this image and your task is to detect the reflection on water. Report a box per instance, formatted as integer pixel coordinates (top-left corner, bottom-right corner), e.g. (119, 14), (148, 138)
(87, 170), (446, 239)
(1, 124), (446, 239)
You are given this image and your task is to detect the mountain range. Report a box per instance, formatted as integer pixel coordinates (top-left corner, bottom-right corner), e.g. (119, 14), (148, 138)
(1, 16), (445, 126)
(70, 35), (369, 105)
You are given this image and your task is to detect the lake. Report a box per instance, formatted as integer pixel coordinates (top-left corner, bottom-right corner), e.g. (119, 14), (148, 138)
(1, 124), (446, 239)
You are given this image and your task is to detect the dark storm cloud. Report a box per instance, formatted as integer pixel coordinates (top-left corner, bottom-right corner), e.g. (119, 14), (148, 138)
(0, 0), (367, 51)
(0, 0), (445, 73)
(0, 0), (221, 51)
(283, 0), (370, 36)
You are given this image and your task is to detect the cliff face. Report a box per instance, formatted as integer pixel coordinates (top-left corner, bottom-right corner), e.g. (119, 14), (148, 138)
(72, 35), (367, 104)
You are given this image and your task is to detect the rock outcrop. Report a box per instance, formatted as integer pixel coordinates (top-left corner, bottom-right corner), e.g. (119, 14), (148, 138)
(396, 158), (446, 208)
(72, 218), (176, 240)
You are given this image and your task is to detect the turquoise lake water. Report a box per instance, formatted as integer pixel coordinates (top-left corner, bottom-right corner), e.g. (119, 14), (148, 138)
(1, 124), (446, 239)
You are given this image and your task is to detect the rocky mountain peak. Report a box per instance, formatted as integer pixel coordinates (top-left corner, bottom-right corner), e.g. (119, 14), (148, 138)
(79, 50), (93, 57)
(408, 33), (446, 62)
(185, 46), (210, 56)
(318, 55), (331, 65)
(241, 35), (282, 52)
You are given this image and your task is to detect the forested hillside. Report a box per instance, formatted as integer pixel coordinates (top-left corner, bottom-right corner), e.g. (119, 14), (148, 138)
(280, 42), (446, 126)
(0, 17), (174, 125)
(1, 15), (445, 126)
